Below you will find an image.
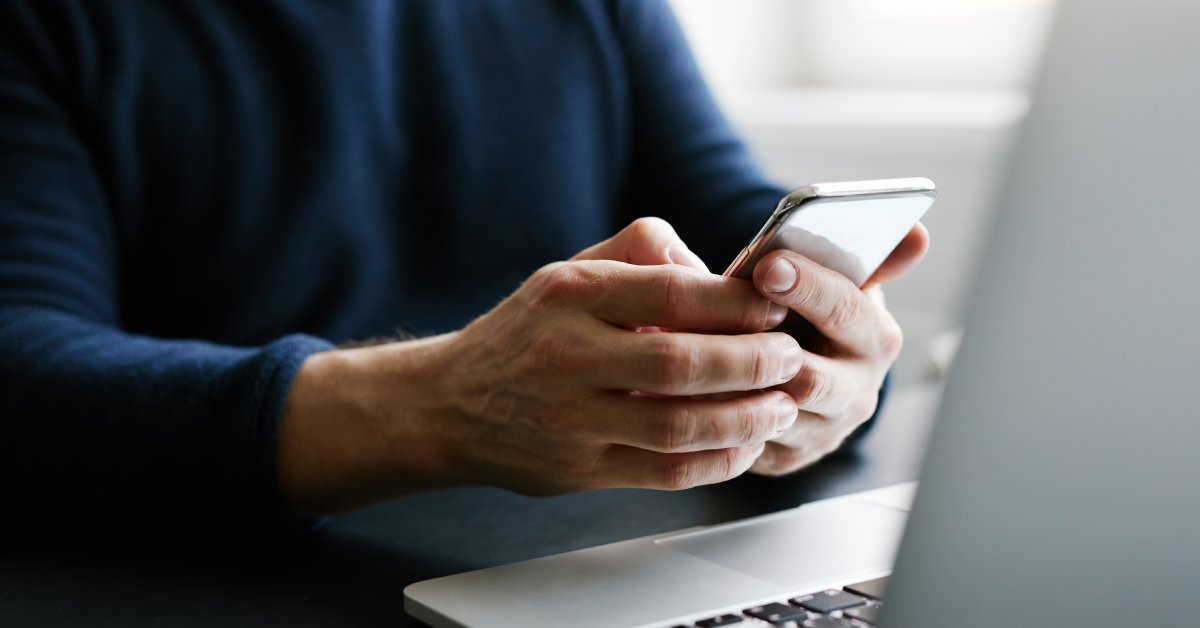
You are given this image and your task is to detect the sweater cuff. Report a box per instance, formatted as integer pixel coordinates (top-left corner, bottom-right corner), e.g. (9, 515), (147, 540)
(242, 334), (336, 534)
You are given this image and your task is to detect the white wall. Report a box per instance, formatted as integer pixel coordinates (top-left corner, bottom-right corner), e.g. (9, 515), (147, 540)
(670, 0), (1056, 384)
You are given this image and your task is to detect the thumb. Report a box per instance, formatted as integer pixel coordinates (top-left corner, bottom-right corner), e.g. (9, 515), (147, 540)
(863, 222), (930, 289)
(571, 217), (710, 271)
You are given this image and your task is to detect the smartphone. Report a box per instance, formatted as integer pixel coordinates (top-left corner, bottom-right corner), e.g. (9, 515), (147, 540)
(723, 178), (937, 286)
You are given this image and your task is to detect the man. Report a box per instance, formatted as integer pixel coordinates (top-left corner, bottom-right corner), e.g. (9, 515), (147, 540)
(0, 1), (927, 529)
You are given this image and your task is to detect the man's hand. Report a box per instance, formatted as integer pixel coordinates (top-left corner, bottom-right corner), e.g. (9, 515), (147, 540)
(570, 215), (711, 271)
(279, 219), (799, 515)
(748, 224), (931, 475)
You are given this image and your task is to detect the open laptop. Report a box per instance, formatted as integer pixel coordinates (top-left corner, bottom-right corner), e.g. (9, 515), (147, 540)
(405, 0), (1200, 625)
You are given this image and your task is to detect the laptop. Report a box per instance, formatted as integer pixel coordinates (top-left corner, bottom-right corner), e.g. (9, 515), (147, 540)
(405, 0), (1200, 625)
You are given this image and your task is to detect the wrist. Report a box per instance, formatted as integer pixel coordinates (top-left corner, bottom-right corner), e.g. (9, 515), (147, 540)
(277, 333), (460, 516)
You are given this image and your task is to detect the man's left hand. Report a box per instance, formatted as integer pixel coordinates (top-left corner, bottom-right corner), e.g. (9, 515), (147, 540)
(748, 224), (930, 475)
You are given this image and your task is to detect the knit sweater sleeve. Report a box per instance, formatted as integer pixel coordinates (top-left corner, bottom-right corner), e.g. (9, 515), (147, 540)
(608, 0), (786, 267)
(0, 4), (333, 533)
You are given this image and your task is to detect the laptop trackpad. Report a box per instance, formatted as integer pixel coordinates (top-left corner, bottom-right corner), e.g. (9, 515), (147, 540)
(656, 499), (907, 587)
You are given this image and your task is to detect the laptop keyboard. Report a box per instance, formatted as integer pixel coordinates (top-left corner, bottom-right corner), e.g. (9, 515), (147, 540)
(669, 576), (889, 628)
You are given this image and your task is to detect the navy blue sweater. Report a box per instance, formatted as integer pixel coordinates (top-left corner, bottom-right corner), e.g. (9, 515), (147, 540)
(0, 0), (790, 531)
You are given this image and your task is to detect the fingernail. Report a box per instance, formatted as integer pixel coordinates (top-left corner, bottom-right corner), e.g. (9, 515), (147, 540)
(775, 398), (798, 432)
(766, 303), (788, 327)
(764, 258), (797, 293)
(781, 344), (802, 381)
(668, 245), (710, 272)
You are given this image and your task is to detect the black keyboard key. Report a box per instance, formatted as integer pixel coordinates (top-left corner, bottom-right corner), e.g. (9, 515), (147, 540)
(844, 605), (881, 625)
(790, 590), (867, 614)
(802, 617), (856, 628)
(744, 601), (808, 624)
(695, 614), (744, 627)
(843, 576), (890, 601)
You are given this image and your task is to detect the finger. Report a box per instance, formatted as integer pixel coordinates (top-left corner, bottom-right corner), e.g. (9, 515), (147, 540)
(750, 441), (818, 477)
(595, 329), (802, 396)
(863, 222), (930, 288)
(571, 217), (709, 271)
(749, 409), (859, 476)
(590, 390), (797, 453)
(545, 261), (786, 332)
(752, 251), (893, 355)
(767, 409), (838, 449)
(777, 350), (844, 415)
(777, 348), (884, 424)
(598, 442), (766, 490)
(864, 284), (886, 310)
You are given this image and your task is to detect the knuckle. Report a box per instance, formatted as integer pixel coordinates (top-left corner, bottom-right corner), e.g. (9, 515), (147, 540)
(660, 457), (702, 491)
(739, 296), (777, 331)
(790, 273), (823, 308)
(747, 344), (772, 389)
(790, 362), (829, 407)
(879, 319), (905, 358)
(628, 216), (672, 242)
(848, 393), (879, 423)
(657, 268), (691, 315)
(533, 260), (570, 283)
(718, 447), (744, 481)
(659, 403), (697, 452)
(762, 446), (808, 476)
(717, 409), (760, 449)
(650, 336), (700, 389)
(534, 262), (592, 307)
(735, 408), (767, 445)
(815, 433), (846, 459)
(827, 290), (863, 330)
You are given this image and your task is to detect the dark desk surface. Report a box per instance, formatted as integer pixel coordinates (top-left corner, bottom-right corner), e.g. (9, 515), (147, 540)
(0, 386), (940, 628)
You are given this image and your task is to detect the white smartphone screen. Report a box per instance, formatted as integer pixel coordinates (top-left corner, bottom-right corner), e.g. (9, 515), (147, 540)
(725, 179), (936, 286)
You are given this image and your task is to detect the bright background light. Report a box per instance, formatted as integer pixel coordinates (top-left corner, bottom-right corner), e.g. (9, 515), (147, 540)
(670, 0), (1057, 384)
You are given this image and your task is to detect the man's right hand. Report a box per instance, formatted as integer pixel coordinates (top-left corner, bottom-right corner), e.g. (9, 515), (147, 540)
(278, 219), (801, 515)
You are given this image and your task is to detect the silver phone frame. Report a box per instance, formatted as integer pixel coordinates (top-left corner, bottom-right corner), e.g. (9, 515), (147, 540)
(722, 177), (938, 282)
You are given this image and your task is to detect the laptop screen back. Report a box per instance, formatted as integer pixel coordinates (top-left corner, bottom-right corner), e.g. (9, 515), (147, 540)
(882, 0), (1200, 626)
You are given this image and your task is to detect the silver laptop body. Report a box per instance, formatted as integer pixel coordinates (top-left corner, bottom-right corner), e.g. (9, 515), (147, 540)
(881, 0), (1200, 625)
(406, 483), (916, 627)
(406, 0), (1200, 625)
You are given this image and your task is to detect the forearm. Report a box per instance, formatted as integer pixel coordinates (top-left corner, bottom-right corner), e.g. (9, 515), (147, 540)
(277, 333), (462, 517)
(0, 307), (333, 531)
